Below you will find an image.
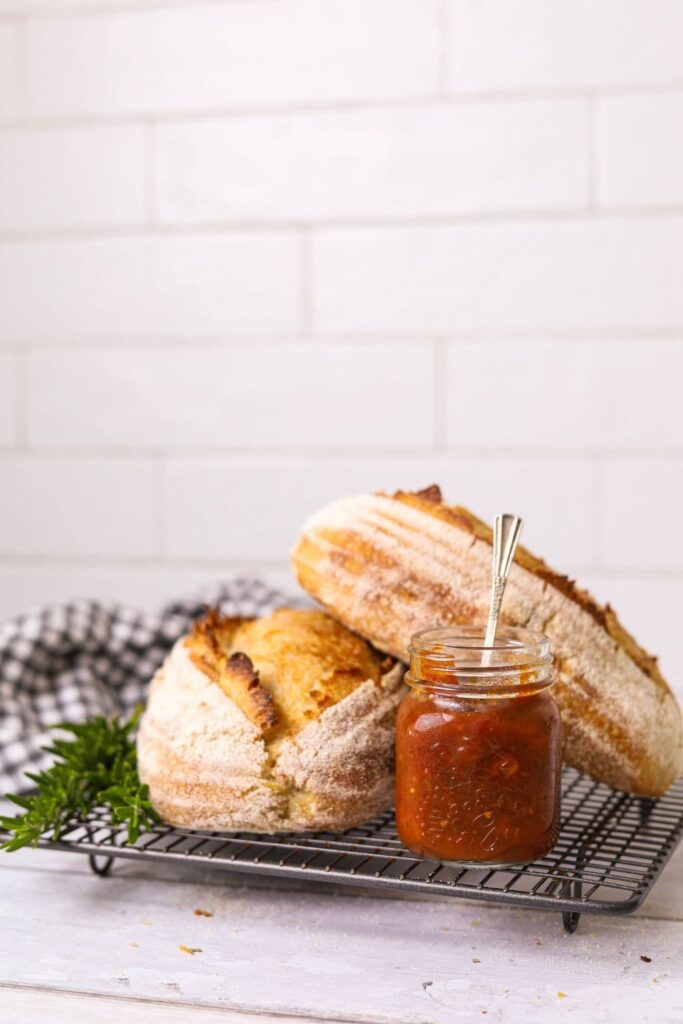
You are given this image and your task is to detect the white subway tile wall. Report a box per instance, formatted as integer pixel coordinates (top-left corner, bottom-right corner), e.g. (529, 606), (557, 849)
(596, 93), (683, 209)
(0, 0), (681, 694)
(26, 345), (435, 449)
(25, 0), (441, 118)
(598, 460), (683, 571)
(163, 455), (595, 567)
(0, 25), (20, 120)
(446, 0), (683, 92)
(0, 234), (301, 338)
(445, 341), (683, 451)
(0, 354), (17, 446)
(0, 125), (148, 231)
(312, 219), (683, 333)
(156, 100), (589, 223)
(0, 457), (156, 558)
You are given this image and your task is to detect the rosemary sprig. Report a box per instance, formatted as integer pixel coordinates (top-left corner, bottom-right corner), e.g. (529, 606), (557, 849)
(0, 707), (159, 851)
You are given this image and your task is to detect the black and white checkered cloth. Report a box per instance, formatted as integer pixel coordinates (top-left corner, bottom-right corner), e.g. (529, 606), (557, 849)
(0, 578), (294, 794)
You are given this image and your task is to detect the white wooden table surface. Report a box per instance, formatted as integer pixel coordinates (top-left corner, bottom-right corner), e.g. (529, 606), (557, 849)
(1, 834), (682, 1024)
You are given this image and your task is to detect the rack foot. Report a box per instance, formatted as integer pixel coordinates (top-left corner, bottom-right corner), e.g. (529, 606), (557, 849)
(88, 854), (114, 877)
(639, 797), (655, 825)
(562, 910), (580, 934)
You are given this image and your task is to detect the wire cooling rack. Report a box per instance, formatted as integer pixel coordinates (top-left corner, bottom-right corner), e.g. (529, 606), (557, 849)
(7, 767), (683, 933)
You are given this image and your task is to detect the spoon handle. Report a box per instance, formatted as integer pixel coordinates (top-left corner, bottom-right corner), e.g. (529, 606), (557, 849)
(483, 513), (524, 661)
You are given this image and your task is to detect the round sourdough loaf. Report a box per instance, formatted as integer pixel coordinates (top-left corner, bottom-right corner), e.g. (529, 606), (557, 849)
(137, 608), (405, 832)
(291, 486), (683, 798)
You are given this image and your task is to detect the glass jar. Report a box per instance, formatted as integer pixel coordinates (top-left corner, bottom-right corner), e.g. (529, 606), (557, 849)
(396, 626), (562, 866)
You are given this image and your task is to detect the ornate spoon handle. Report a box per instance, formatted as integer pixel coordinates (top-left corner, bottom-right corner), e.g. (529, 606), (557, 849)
(483, 513), (523, 665)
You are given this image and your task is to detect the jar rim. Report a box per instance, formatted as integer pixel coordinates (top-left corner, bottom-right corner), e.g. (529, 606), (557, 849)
(407, 624), (552, 689)
(409, 624), (550, 657)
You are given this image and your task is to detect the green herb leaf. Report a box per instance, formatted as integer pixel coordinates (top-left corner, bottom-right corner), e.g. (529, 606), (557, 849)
(0, 706), (159, 852)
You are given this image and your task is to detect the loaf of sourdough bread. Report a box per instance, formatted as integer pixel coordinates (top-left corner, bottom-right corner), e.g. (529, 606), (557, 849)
(291, 486), (683, 797)
(138, 608), (404, 831)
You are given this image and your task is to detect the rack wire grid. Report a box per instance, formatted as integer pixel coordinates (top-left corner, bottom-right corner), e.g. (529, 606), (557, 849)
(7, 766), (683, 933)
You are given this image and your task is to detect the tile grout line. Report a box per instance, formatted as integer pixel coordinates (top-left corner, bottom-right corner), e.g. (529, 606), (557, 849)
(13, 348), (28, 452)
(592, 458), (603, 570)
(0, 0), (412, 19)
(586, 95), (598, 210)
(438, 0), (450, 97)
(12, 16), (29, 120)
(299, 229), (313, 337)
(152, 453), (166, 559)
(0, 554), (681, 583)
(0, 554), (294, 571)
(144, 120), (158, 226)
(2, 446), (683, 460)
(0, 0), (279, 18)
(3, 81), (683, 128)
(3, 206), (683, 244)
(4, 331), (683, 350)
(432, 339), (447, 451)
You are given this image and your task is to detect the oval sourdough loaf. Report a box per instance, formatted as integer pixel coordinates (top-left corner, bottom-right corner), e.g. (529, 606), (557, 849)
(137, 608), (405, 831)
(291, 486), (683, 797)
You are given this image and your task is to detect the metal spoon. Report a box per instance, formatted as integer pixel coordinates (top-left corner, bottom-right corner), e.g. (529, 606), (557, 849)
(482, 513), (523, 666)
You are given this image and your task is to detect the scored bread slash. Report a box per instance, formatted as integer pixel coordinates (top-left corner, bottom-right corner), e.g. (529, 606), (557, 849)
(138, 608), (405, 832)
(220, 652), (278, 731)
(290, 486), (683, 797)
(185, 611), (278, 731)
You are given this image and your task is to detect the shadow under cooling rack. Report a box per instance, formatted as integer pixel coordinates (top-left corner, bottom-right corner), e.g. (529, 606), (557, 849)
(8, 767), (683, 934)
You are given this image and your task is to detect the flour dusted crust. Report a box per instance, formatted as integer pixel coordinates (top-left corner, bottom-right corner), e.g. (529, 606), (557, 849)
(137, 609), (405, 831)
(290, 487), (683, 797)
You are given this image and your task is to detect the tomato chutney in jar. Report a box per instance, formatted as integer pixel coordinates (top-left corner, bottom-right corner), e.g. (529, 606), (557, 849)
(396, 626), (562, 865)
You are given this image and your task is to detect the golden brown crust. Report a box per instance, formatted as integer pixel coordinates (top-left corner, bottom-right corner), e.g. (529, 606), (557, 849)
(188, 609), (250, 663)
(138, 612), (405, 832)
(185, 607), (392, 739)
(393, 486), (667, 693)
(221, 653), (278, 732)
(185, 610), (278, 731)
(291, 487), (683, 796)
(185, 609), (248, 685)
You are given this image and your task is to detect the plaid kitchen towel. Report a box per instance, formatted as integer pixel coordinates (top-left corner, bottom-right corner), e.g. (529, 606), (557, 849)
(0, 577), (295, 794)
